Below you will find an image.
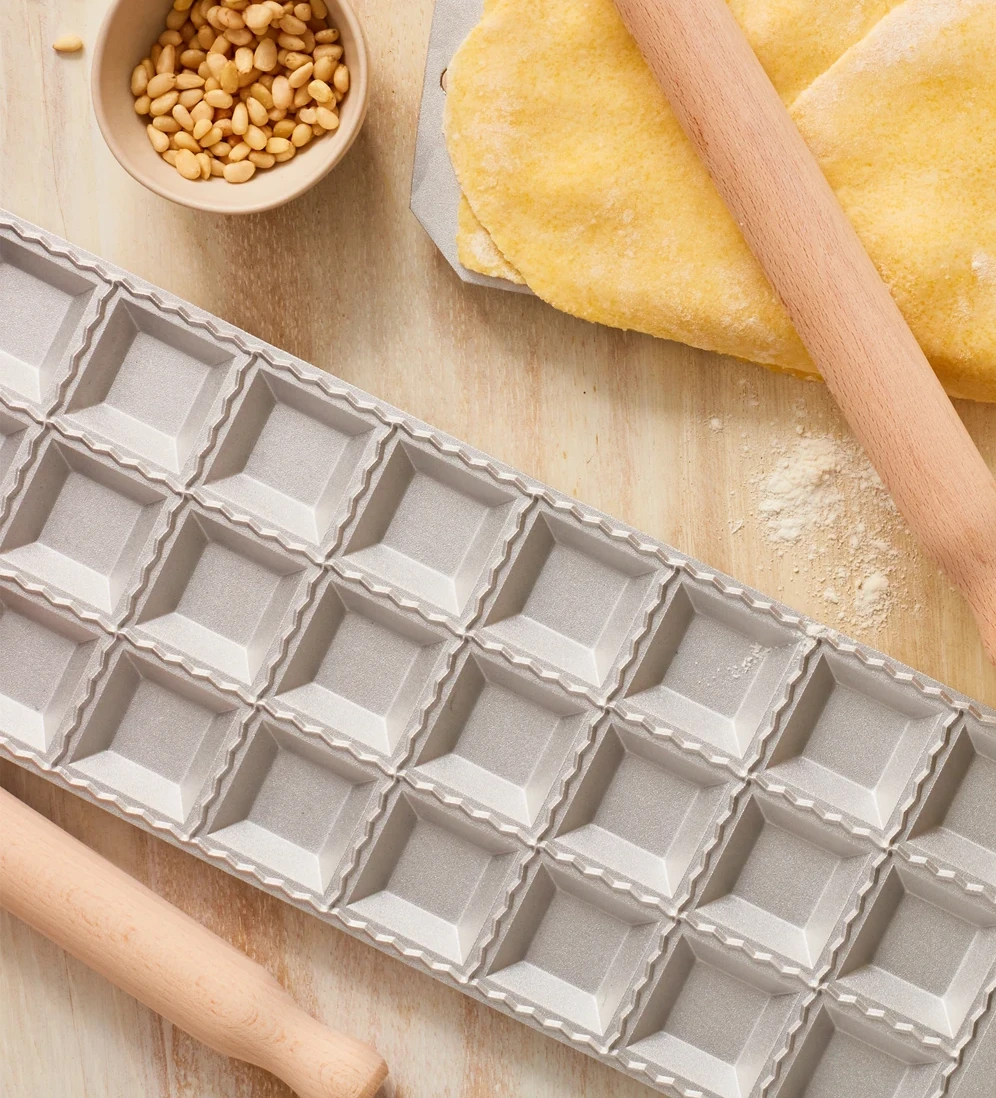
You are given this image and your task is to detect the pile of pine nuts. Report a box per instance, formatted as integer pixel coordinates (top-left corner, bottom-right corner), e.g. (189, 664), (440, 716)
(131, 0), (350, 184)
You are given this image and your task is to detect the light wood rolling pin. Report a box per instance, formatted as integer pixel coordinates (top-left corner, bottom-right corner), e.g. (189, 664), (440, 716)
(0, 788), (388, 1098)
(612, 0), (996, 664)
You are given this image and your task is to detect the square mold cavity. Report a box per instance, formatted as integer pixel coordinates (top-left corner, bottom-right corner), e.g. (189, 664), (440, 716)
(342, 786), (524, 971)
(340, 436), (526, 620)
(758, 649), (952, 839)
(67, 646), (246, 828)
(833, 862), (996, 1046)
(481, 858), (663, 1043)
(773, 1002), (948, 1098)
(548, 719), (739, 911)
(905, 716), (996, 897)
(410, 646), (596, 833)
(204, 716), (384, 897)
(0, 235), (101, 407)
(198, 365), (386, 554)
(622, 929), (807, 1098)
(0, 437), (168, 622)
(0, 584), (105, 756)
(60, 296), (240, 479)
(267, 575), (455, 762)
(132, 507), (315, 691)
(480, 510), (663, 693)
(689, 790), (882, 979)
(616, 576), (806, 768)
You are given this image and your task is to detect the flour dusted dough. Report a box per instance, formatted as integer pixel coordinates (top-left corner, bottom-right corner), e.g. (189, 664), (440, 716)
(444, 0), (996, 402)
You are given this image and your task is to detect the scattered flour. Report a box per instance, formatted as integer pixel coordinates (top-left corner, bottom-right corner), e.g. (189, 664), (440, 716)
(752, 429), (912, 633)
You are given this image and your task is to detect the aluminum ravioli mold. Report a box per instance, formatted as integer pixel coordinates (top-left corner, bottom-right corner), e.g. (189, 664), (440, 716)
(1, 212), (995, 1098)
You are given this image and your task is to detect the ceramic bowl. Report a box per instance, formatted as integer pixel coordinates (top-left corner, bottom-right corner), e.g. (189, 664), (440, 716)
(91, 0), (369, 214)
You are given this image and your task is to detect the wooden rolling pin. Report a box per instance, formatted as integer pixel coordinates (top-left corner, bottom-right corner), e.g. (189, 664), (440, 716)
(0, 788), (388, 1098)
(613, 0), (996, 663)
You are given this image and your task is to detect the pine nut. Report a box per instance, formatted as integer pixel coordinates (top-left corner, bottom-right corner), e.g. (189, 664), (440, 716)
(53, 34), (84, 53)
(271, 74), (292, 109)
(208, 34), (231, 54)
(246, 96), (268, 126)
(134, 95), (152, 115)
(210, 158), (226, 176)
(235, 46), (254, 73)
(244, 4), (271, 32)
(292, 84), (311, 108)
(297, 105), (317, 124)
(312, 55), (334, 82)
(192, 117), (213, 140)
(254, 37), (277, 71)
(153, 115), (182, 132)
(224, 160), (256, 182)
(176, 70), (204, 89)
(172, 103), (195, 131)
(231, 101), (249, 134)
(316, 105), (338, 130)
(313, 42), (341, 60)
(199, 125), (224, 146)
(175, 148), (201, 178)
(308, 79), (331, 104)
(204, 89), (233, 108)
(266, 136), (292, 154)
(249, 81), (274, 108)
(179, 88), (204, 108)
(160, 29), (183, 46)
(196, 151), (213, 179)
(311, 0), (328, 19)
(190, 100), (214, 124)
(332, 64), (349, 94)
(282, 51), (310, 70)
(228, 141), (252, 161)
(245, 124), (268, 150)
(147, 72), (176, 98)
(290, 122), (312, 146)
(220, 59), (240, 92)
(274, 147), (295, 162)
(163, 149), (179, 166)
(272, 119), (296, 138)
(314, 28), (338, 43)
(248, 150), (275, 168)
(294, 3), (312, 20)
(147, 124), (170, 152)
(287, 59), (312, 87)
(131, 65), (149, 95)
(174, 0), (195, 11)
(174, 131), (201, 152)
(150, 90), (180, 116)
(213, 141), (233, 157)
(156, 44), (176, 74)
(224, 28), (254, 46)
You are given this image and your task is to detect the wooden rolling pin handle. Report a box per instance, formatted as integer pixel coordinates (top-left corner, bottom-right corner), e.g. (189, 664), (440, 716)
(0, 789), (388, 1098)
(613, 0), (996, 663)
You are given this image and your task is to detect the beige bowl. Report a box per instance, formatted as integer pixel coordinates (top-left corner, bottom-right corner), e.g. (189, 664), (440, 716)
(91, 0), (368, 215)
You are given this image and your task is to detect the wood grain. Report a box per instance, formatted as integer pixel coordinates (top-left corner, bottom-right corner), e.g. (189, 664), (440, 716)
(1, 1), (995, 1097)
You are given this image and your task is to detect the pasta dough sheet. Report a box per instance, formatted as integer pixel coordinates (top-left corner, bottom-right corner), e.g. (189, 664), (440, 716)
(444, 0), (996, 402)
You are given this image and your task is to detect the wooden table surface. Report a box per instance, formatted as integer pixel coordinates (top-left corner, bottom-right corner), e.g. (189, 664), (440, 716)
(2, 2), (995, 1096)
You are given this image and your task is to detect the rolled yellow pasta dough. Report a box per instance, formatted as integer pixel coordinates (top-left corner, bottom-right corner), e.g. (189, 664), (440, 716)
(445, 0), (996, 402)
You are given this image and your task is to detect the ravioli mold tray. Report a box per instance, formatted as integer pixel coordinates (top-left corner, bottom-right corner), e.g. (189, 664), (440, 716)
(1, 210), (995, 1098)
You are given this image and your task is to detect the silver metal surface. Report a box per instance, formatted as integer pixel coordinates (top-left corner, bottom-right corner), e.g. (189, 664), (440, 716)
(1, 210), (995, 1098)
